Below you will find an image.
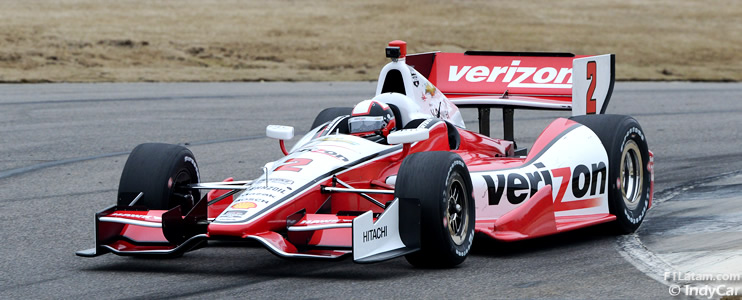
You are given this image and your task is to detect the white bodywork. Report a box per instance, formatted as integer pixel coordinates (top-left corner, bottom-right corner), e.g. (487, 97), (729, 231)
(352, 199), (406, 261)
(470, 125), (610, 220)
(386, 128), (430, 145)
(266, 125), (295, 140)
(373, 58), (466, 128)
(213, 134), (398, 224)
(572, 54), (614, 116)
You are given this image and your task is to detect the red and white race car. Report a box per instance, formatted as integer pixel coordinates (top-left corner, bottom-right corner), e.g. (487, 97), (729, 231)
(77, 40), (654, 267)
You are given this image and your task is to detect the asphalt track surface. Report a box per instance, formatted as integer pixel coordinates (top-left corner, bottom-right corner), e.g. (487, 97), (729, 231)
(1, 82), (741, 299)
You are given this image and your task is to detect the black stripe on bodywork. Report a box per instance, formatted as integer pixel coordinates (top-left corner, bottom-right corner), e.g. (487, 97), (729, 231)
(599, 54), (616, 114)
(217, 144), (404, 224)
(320, 116), (346, 137)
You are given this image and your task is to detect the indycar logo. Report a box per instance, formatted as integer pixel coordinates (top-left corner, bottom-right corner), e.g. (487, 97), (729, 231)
(482, 162), (606, 210)
(448, 60), (573, 89)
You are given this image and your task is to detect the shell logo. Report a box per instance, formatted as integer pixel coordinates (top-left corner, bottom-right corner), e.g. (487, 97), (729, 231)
(231, 202), (257, 209)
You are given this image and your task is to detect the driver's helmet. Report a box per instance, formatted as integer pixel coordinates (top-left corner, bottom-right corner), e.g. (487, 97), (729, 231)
(348, 100), (396, 139)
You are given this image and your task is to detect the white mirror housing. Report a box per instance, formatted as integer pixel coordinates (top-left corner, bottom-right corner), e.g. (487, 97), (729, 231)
(387, 128), (430, 145)
(266, 125), (294, 140)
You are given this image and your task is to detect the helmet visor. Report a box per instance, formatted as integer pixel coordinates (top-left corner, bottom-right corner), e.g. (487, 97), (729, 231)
(348, 116), (385, 134)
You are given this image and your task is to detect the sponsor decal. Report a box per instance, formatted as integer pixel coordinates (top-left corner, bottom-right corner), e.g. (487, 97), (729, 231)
(231, 202), (257, 209)
(623, 127), (645, 145)
(482, 161), (606, 210)
(253, 178), (294, 186)
(317, 136), (360, 145)
(455, 232), (474, 257)
(625, 199), (648, 224)
(299, 219), (345, 225)
(425, 83), (436, 96)
(417, 118), (435, 129)
(269, 178), (294, 185)
(296, 148), (350, 162)
(245, 185), (287, 194)
(247, 192), (275, 199)
(362, 225), (387, 243)
(109, 213), (161, 222)
(184, 156), (200, 182)
(222, 210), (247, 217)
(448, 60), (573, 89)
(238, 197), (272, 204)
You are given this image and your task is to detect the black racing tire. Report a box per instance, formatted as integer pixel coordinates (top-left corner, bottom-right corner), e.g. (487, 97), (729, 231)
(117, 143), (201, 211)
(570, 114), (650, 233)
(396, 151), (475, 268)
(311, 107), (353, 129)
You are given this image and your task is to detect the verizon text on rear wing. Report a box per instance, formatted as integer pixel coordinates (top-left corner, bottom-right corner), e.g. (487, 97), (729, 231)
(406, 51), (615, 116)
(406, 51), (615, 141)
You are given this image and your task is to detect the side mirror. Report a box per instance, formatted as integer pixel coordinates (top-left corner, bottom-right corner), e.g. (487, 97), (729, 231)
(266, 125), (294, 140)
(387, 128), (429, 145)
(387, 128), (430, 161)
(266, 125), (294, 156)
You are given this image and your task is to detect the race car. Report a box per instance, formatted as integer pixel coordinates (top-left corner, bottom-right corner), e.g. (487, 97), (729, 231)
(77, 40), (654, 267)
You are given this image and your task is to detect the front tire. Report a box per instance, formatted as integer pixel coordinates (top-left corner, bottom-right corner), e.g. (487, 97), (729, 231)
(570, 114), (650, 233)
(395, 152), (475, 268)
(117, 143), (201, 211)
(311, 107), (353, 129)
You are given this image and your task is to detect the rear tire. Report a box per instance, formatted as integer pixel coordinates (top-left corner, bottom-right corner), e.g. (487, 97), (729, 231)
(117, 143), (201, 211)
(570, 114), (650, 233)
(311, 107), (353, 129)
(396, 152), (475, 268)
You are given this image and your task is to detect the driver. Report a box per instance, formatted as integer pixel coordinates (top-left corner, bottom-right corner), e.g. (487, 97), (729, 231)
(348, 100), (397, 143)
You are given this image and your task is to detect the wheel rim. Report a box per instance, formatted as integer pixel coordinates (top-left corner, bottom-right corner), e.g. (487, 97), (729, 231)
(620, 140), (644, 210)
(446, 176), (469, 246)
(172, 170), (196, 210)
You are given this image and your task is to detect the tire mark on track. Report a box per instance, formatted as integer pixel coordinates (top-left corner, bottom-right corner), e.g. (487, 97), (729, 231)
(0, 95), (242, 106)
(0, 90), (359, 106)
(0, 134), (282, 181)
(615, 170), (742, 288)
(0, 188), (116, 204)
(0, 151), (129, 180)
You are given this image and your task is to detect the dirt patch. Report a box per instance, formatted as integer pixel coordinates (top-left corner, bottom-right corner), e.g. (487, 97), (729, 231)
(0, 0), (740, 82)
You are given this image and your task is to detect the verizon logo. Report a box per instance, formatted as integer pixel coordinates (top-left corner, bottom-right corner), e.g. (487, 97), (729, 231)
(448, 60), (572, 88)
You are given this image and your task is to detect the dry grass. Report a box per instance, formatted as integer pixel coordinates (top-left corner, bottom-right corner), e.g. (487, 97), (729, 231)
(0, 0), (740, 82)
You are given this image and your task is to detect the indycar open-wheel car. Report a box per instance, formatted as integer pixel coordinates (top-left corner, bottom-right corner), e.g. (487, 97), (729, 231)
(77, 40), (654, 268)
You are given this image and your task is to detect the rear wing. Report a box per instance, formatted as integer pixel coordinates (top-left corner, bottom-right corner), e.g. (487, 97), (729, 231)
(406, 51), (615, 138)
